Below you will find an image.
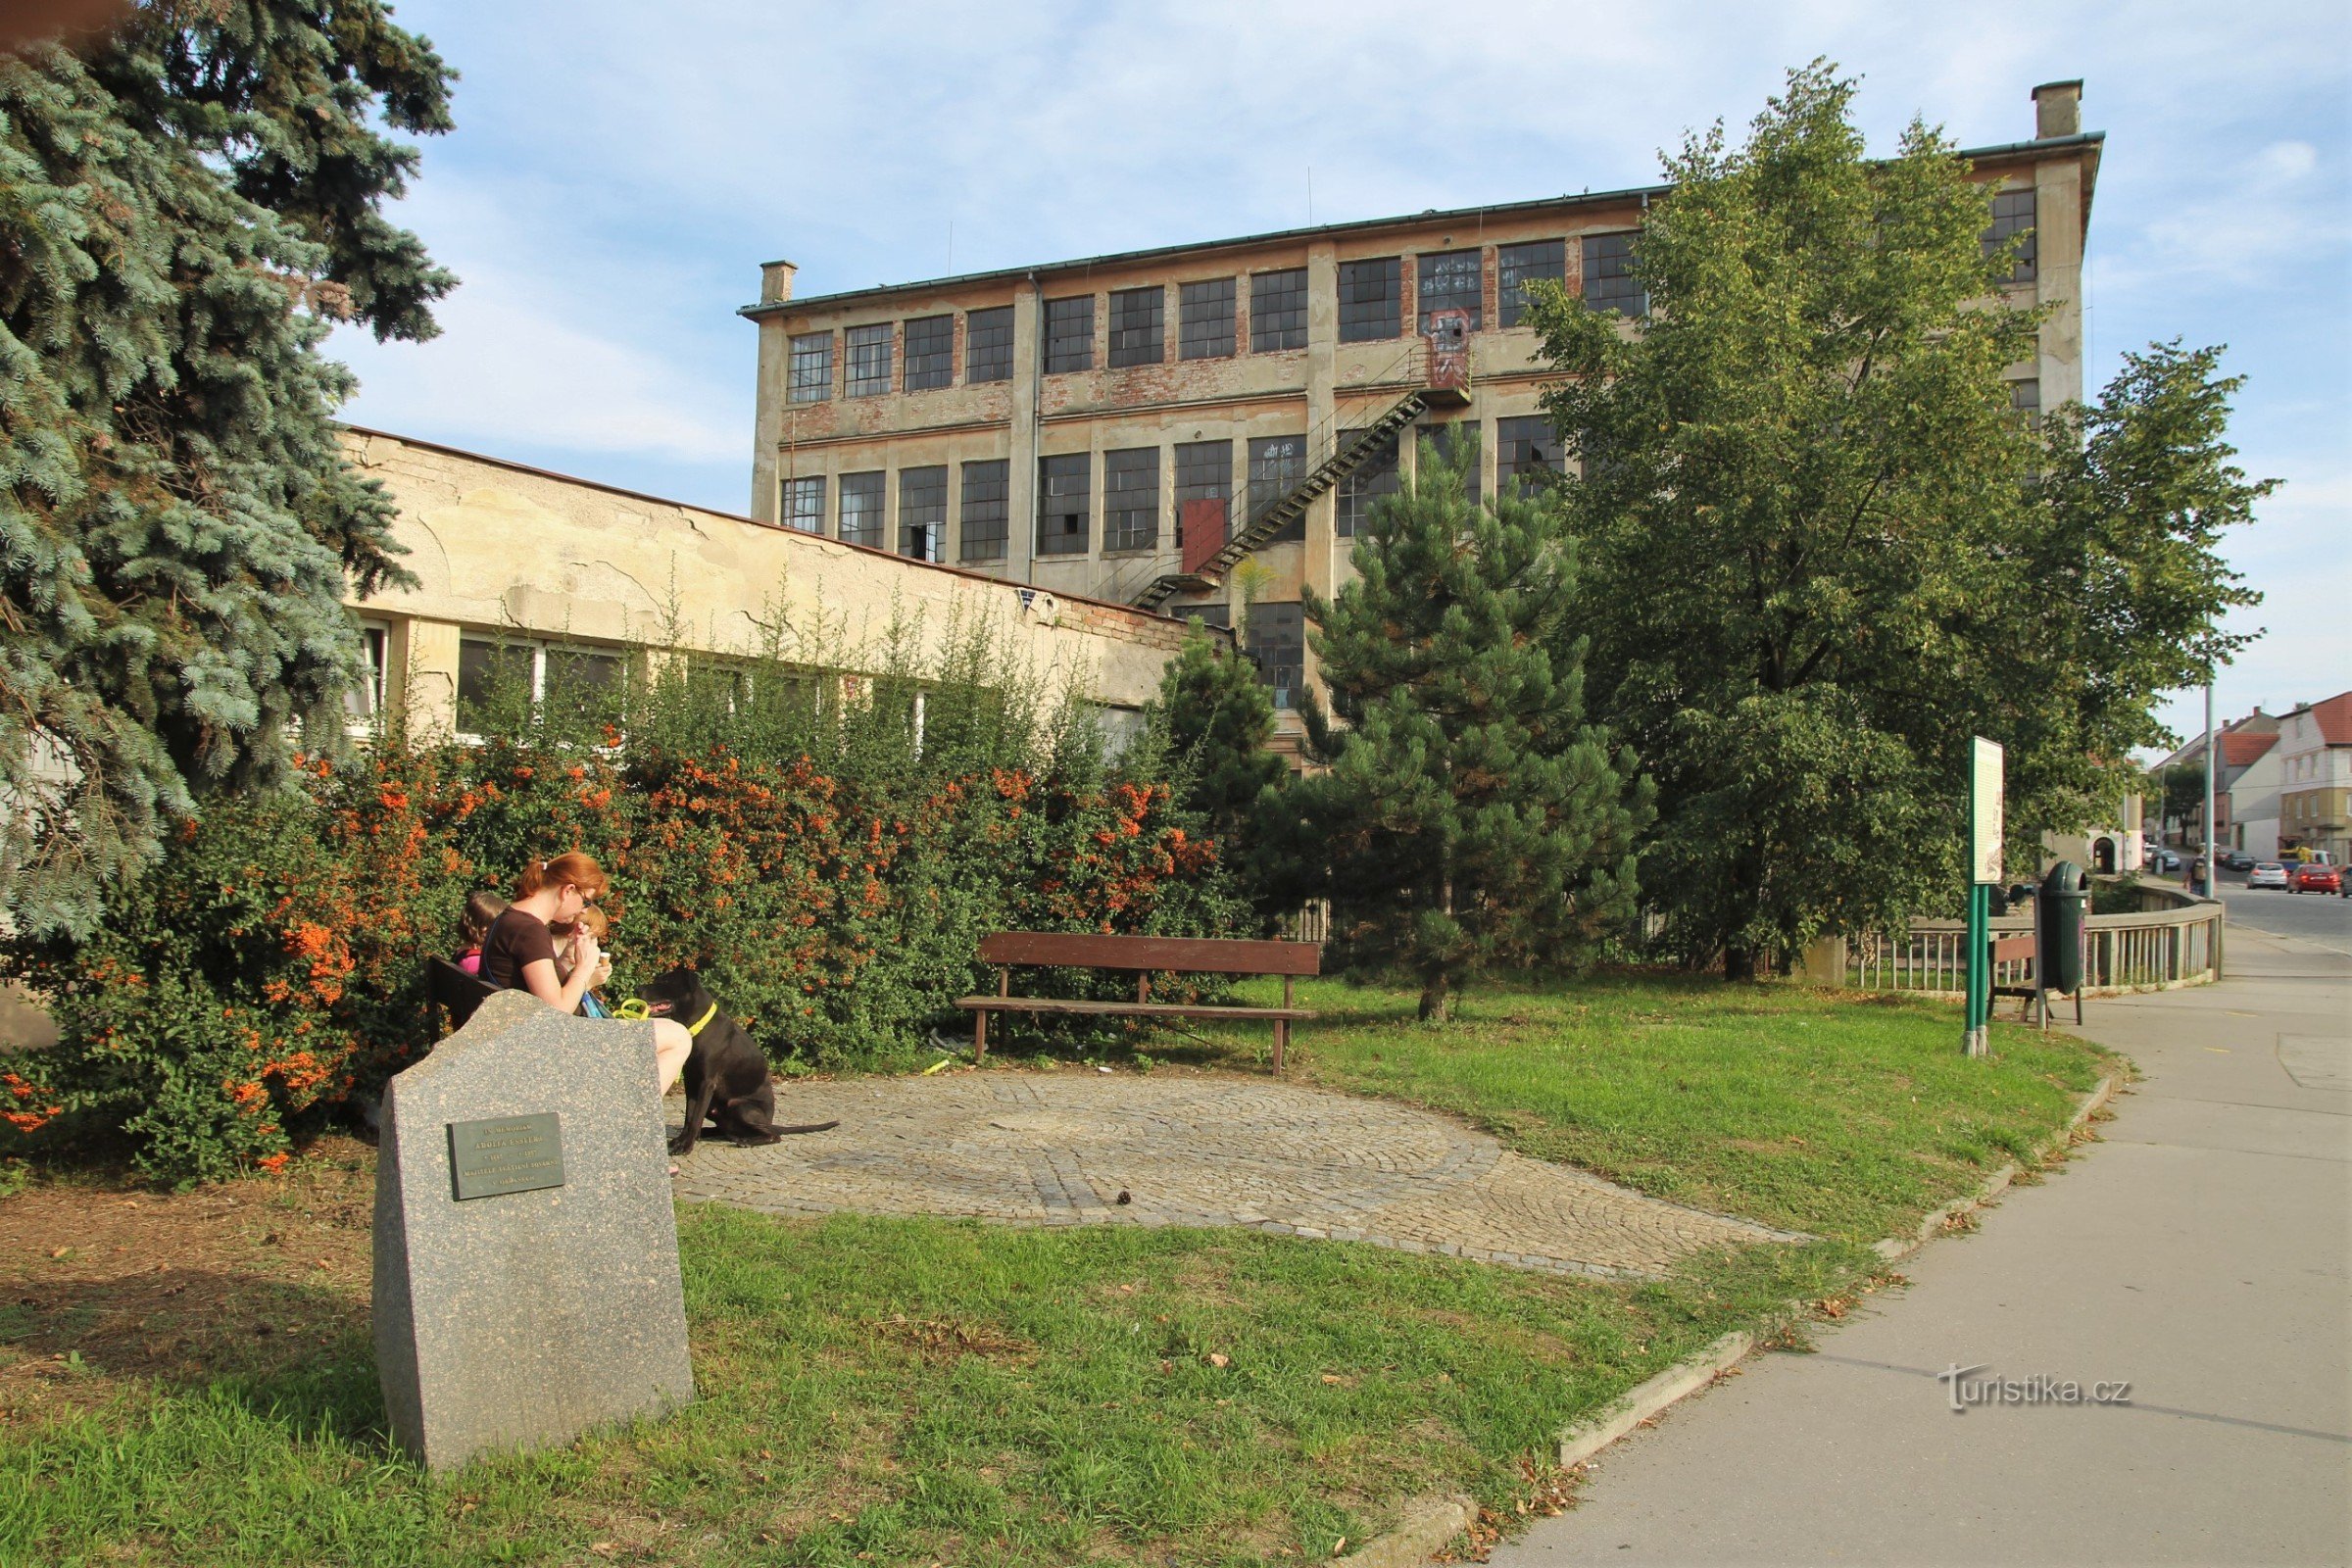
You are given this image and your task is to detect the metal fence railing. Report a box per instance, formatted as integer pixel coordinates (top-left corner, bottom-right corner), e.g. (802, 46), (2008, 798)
(1846, 897), (2225, 999)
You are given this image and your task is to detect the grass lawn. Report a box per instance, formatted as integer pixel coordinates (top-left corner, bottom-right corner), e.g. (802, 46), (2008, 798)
(1158, 973), (2113, 1243)
(1, 973), (2114, 1566)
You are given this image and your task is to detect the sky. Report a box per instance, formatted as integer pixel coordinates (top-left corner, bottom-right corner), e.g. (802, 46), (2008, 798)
(329, 0), (2351, 748)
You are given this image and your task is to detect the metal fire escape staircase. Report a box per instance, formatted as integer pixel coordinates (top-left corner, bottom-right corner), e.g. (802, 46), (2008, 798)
(1131, 389), (1431, 612)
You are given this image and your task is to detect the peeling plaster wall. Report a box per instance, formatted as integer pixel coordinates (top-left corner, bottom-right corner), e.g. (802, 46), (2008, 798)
(339, 429), (1195, 736)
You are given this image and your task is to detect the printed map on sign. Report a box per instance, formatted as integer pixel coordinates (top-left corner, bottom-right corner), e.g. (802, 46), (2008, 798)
(1972, 737), (2005, 885)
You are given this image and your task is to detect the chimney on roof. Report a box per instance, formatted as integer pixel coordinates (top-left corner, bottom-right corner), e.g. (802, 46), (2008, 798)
(2033, 80), (2082, 139)
(760, 259), (799, 306)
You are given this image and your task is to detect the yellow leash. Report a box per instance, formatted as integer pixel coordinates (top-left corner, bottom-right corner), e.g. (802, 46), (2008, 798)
(685, 1002), (719, 1037)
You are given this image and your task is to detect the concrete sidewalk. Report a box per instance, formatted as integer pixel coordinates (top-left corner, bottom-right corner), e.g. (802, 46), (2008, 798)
(1485, 925), (2351, 1567)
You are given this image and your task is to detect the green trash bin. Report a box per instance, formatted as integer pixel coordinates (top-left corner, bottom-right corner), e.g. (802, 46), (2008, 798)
(2039, 861), (2087, 997)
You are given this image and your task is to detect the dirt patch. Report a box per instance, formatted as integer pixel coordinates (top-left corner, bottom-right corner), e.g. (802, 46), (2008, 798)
(869, 1312), (1035, 1364)
(0, 1136), (376, 1423)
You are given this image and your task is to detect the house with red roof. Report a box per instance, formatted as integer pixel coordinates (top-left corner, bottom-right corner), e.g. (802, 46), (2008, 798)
(2276, 693), (2352, 864)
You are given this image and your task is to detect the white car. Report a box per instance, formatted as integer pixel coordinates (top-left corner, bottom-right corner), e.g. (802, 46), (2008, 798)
(2247, 862), (2290, 890)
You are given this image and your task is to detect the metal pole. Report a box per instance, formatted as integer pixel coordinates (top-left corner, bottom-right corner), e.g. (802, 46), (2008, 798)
(2204, 670), (2218, 901)
(1965, 758), (1985, 1056)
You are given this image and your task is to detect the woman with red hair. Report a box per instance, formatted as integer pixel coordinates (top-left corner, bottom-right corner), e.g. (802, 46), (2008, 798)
(480, 853), (692, 1102)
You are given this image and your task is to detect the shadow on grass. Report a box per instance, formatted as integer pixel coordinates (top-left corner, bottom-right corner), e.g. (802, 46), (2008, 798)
(3, 1266), (386, 1444)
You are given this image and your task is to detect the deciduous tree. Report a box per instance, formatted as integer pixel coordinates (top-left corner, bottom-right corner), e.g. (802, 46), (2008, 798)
(1529, 62), (2265, 977)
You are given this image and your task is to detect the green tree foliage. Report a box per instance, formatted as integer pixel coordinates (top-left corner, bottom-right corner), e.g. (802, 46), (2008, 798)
(1147, 624), (1287, 915)
(1529, 62), (2266, 978)
(2158, 759), (2208, 839)
(1271, 436), (1651, 1021)
(0, 3), (455, 936)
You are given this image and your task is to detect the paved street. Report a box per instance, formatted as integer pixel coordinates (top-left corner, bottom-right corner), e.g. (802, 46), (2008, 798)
(671, 1070), (1800, 1279)
(2160, 867), (2352, 956)
(1486, 922), (2352, 1567)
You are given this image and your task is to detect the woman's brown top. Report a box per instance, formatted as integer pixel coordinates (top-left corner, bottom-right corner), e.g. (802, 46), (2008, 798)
(479, 906), (558, 992)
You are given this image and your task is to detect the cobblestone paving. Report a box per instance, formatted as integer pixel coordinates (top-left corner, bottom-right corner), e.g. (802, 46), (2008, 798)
(672, 1072), (1804, 1279)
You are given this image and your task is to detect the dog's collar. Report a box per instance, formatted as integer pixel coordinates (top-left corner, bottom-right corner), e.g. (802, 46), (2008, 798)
(685, 1002), (719, 1038)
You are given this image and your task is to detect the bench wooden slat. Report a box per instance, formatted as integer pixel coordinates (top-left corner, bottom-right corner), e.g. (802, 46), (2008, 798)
(976, 931), (1320, 975)
(954, 997), (1313, 1020)
(1988, 936), (2036, 962)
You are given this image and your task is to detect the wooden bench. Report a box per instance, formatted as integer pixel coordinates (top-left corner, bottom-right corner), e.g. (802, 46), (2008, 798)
(426, 956), (500, 1036)
(1985, 932), (2081, 1029)
(955, 932), (1320, 1069)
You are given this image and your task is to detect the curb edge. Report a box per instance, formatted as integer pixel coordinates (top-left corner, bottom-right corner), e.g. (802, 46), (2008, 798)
(1343, 1071), (2121, 1566)
(1340, 1493), (1479, 1567)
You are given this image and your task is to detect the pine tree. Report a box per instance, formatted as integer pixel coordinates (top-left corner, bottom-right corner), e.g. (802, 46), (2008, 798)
(0, 3), (454, 935)
(1147, 623), (1288, 917)
(1279, 435), (1651, 1021)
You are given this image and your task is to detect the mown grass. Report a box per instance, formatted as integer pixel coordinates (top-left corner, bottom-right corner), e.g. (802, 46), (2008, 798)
(5, 973), (2112, 1565)
(4, 1209), (1865, 1568)
(1149, 973), (2111, 1243)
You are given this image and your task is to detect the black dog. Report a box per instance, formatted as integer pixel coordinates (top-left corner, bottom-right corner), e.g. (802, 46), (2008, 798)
(634, 968), (837, 1155)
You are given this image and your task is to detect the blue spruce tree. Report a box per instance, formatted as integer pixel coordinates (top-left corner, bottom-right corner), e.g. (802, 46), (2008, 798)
(0, 2), (454, 934)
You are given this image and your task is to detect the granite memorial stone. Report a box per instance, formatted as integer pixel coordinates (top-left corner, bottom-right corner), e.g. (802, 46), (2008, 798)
(372, 989), (694, 1470)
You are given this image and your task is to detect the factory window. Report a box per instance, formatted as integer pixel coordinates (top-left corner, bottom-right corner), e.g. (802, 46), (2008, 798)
(899, 466), (947, 562)
(845, 323), (893, 397)
(1497, 239), (1565, 327)
(1174, 439), (1233, 550)
(2011, 377), (2041, 427)
(1417, 249), (1482, 332)
(1336, 428), (1400, 537)
(1581, 232), (1644, 317)
(1044, 295), (1095, 374)
(965, 306), (1014, 383)
(1037, 453), (1090, 555)
(902, 316), (953, 391)
(1246, 602), (1304, 710)
(787, 332), (832, 403)
(1107, 286), (1166, 368)
(1984, 188), (2037, 285)
(782, 474), (825, 533)
(1103, 447), (1160, 552)
(1249, 433), (1306, 543)
(1338, 257), (1399, 342)
(1179, 277), (1235, 360)
(1250, 268), (1307, 352)
(1496, 416), (1564, 497)
(837, 469), (885, 547)
(958, 460), (1008, 562)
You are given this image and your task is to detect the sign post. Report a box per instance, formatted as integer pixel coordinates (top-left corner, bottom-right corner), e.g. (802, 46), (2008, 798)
(1965, 737), (2005, 1057)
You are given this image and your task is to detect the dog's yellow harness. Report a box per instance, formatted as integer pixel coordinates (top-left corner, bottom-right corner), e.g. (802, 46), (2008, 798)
(611, 998), (717, 1036)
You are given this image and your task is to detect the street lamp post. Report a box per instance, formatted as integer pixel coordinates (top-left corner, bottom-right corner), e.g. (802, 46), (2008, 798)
(2203, 668), (2218, 901)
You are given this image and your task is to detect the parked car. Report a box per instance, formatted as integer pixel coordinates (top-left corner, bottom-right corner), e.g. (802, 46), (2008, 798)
(2291, 863), (2342, 894)
(2247, 861), (2290, 890)
(2153, 849), (2181, 873)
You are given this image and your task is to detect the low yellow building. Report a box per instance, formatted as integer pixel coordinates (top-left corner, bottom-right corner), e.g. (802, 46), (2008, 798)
(337, 427), (1200, 737)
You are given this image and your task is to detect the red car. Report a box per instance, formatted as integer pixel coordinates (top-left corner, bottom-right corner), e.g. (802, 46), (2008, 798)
(2291, 862), (2341, 894)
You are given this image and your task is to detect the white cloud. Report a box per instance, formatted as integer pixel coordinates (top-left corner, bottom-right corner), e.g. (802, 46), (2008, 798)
(326, 173), (745, 470)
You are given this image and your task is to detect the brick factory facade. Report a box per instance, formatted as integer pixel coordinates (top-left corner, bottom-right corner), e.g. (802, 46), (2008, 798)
(744, 83), (2100, 736)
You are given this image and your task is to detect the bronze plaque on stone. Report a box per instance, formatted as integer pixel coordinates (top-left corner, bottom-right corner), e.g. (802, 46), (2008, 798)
(447, 1113), (565, 1200)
